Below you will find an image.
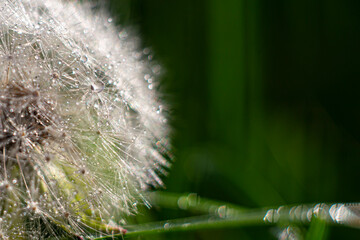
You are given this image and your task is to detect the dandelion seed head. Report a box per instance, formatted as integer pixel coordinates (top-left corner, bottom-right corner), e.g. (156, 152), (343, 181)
(0, 0), (170, 238)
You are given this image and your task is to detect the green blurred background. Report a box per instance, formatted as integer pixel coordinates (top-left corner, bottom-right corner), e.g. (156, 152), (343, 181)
(107, 0), (360, 239)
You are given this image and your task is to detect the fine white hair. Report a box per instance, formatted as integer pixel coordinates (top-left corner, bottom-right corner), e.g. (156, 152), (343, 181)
(0, 0), (170, 238)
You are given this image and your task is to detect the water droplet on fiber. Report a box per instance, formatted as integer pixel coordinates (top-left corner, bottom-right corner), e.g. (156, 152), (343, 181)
(164, 223), (170, 229)
(143, 48), (150, 55)
(177, 196), (188, 210)
(187, 193), (198, 206)
(329, 203), (360, 227)
(217, 205), (227, 218)
(80, 55), (88, 63)
(156, 105), (162, 114)
(144, 74), (150, 81)
(118, 30), (128, 39)
(152, 65), (161, 74)
(91, 82), (105, 93)
(264, 209), (280, 223)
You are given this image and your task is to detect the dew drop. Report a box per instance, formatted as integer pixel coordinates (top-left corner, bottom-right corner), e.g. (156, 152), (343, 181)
(143, 48), (150, 55)
(217, 205), (227, 218)
(187, 193), (198, 207)
(91, 82), (105, 93)
(144, 74), (150, 81)
(118, 30), (128, 39)
(177, 196), (188, 210)
(80, 55), (88, 63)
(329, 203), (360, 227)
(263, 209), (280, 223)
(152, 65), (161, 74)
(156, 105), (162, 114)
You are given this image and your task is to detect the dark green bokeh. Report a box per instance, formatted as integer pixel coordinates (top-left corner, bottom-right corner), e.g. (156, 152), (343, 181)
(108, 0), (360, 239)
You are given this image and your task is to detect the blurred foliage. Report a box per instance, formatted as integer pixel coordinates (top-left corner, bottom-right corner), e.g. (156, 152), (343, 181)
(107, 0), (360, 239)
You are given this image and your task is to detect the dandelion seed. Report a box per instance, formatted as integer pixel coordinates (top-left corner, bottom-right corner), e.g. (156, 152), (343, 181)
(0, 0), (170, 238)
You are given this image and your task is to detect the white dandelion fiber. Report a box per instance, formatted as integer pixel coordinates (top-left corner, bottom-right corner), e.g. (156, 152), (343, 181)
(0, 0), (170, 239)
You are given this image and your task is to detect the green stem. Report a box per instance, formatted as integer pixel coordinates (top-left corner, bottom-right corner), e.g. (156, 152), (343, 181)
(148, 191), (247, 215)
(93, 192), (360, 239)
(95, 210), (268, 239)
